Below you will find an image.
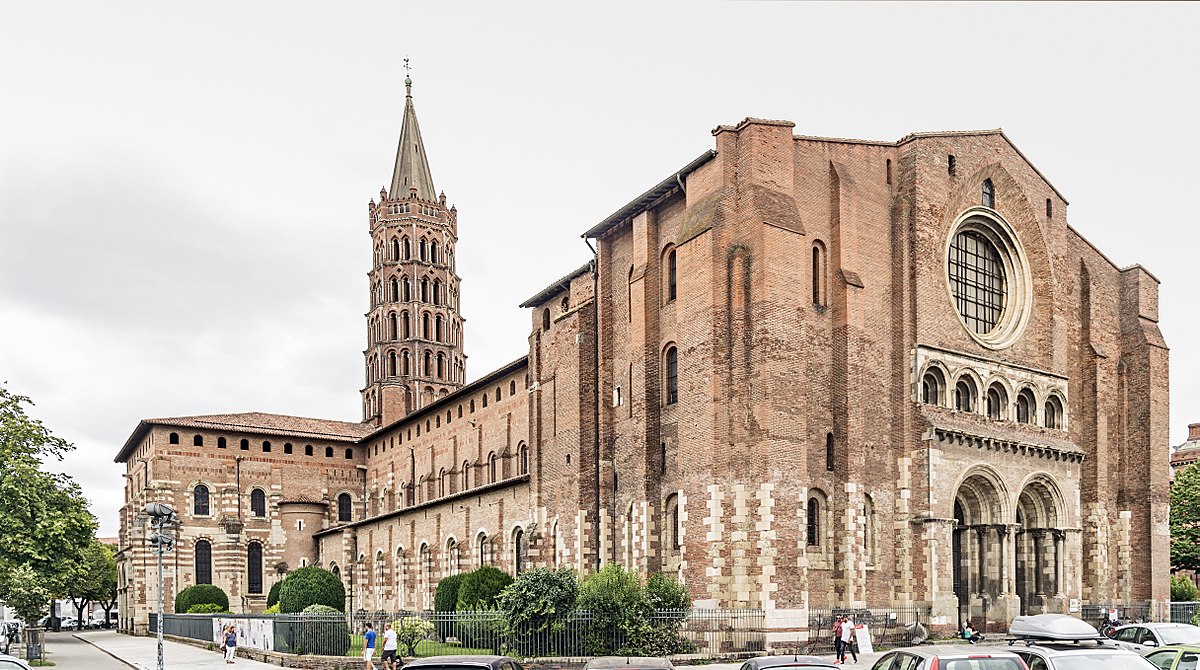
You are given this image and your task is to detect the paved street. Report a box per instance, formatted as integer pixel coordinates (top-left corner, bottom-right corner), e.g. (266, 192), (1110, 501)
(72, 630), (279, 670)
(30, 632), (129, 670)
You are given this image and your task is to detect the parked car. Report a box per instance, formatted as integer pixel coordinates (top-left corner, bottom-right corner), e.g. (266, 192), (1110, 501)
(740, 655), (836, 669)
(403, 656), (524, 670)
(1142, 644), (1200, 669)
(1111, 624), (1200, 653)
(869, 645), (1027, 669)
(1007, 614), (1154, 669)
(0, 655), (32, 670)
(584, 658), (672, 670)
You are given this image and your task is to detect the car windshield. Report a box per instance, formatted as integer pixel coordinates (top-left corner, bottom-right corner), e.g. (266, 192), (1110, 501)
(941, 660), (1025, 670)
(1159, 628), (1200, 645)
(1046, 654), (1153, 669)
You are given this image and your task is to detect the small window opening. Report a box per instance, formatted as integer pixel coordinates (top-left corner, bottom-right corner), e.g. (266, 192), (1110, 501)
(1046, 198), (1053, 218)
(948, 155), (956, 177)
(982, 179), (995, 208)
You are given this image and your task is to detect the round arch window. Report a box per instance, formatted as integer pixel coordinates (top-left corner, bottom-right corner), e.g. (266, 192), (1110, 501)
(945, 208), (1031, 349)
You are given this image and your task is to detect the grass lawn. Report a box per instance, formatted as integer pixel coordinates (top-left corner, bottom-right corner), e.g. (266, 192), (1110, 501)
(345, 638), (500, 658)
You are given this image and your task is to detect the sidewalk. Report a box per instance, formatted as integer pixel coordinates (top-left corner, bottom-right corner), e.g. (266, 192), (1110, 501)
(74, 630), (281, 670)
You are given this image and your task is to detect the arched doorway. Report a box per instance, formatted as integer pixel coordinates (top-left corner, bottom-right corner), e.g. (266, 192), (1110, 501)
(1016, 477), (1064, 614)
(952, 470), (1008, 624)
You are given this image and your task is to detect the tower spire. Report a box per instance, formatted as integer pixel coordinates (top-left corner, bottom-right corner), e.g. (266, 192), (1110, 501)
(389, 65), (436, 201)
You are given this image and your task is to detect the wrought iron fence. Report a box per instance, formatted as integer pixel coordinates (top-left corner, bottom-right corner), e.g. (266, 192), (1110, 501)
(157, 608), (766, 659)
(1170, 602), (1200, 624)
(806, 606), (931, 655)
(1077, 603), (1157, 627)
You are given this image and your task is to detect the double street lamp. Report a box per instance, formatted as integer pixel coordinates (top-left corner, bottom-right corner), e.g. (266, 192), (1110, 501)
(145, 503), (176, 670)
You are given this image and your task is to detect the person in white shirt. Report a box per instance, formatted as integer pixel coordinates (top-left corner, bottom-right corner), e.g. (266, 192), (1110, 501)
(839, 618), (857, 664)
(381, 622), (399, 670)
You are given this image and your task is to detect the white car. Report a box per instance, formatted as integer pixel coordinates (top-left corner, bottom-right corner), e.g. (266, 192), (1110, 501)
(0, 654), (33, 670)
(1110, 623), (1200, 652)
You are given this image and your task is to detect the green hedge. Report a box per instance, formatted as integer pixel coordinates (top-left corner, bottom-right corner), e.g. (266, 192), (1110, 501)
(175, 585), (229, 614)
(186, 603), (229, 614)
(278, 567), (345, 613)
(457, 566), (513, 611)
(287, 604), (349, 656)
(266, 580), (282, 608)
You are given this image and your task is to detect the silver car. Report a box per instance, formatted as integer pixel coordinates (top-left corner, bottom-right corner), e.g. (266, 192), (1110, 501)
(1111, 624), (1200, 653)
(0, 655), (33, 670)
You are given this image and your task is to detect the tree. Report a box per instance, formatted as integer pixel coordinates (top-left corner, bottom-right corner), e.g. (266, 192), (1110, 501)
(95, 544), (119, 628)
(277, 566), (345, 613)
(3, 565), (52, 625)
(0, 387), (98, 612)
(394, 616), (434, 657)
(1172, 463), (1200, 572)
(65, 540), (117, 630)
(496, 568), (578, 655)
(1172, 574), (1199, 602)
(456, 566), (513, 611)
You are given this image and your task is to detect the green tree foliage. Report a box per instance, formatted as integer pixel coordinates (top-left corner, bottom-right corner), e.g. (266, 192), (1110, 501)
(0, 387), (97, 604)
(1172, 575), (1199, 602)
(497, 568), (579, 654)
(578, 564), (650, 654)
(66, 540), (118, 629)
(266, 580), (282, 608)
(646, 572), (691, 611)
(4, 565), (52, 625)
(394, 616), (435, 657)
(456, 566), (513, 611)
(263, 603), (281, 615)
(94, 543), (119, 627)
(1173, 464), (1200, 572)
(434, 573), (466, 612)
(175, 584), (230, 613)
(278, 566), (345, 613)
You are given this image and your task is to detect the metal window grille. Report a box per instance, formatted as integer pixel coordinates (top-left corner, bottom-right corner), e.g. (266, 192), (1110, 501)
(195, 540), (212, 585)
(949, 231), (1007, 335)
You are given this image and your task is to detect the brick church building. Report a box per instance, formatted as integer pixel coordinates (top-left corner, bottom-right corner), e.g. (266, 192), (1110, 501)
(116, 78), (1171, 637)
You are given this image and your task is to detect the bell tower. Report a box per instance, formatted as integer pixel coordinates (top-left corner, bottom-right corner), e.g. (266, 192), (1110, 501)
(362, 75), (466, 426)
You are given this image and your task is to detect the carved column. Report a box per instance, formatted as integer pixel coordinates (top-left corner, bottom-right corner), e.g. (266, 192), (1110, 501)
(1053, 530), (1065, 597)
(976, 526), (989, 596)
(1032, 530), (1046, 597)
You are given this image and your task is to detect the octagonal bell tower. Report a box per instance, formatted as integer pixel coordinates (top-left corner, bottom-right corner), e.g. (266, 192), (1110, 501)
(362, 76), (465, 426)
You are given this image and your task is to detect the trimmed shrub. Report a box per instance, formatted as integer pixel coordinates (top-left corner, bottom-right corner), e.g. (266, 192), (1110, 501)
(263, 603), (281, 615)
(457, 566), (514, 611)
(497, 568), (579, 655)
(291, 604), (348, 656)
(434, 574), (465, 612)
(175, 584), (229, 614)
(1172, 575), (1198, 602)
(578, 564), (650, 654)
(278, 566), (345, 613)
(267, 580), (283, 608)
(186, 603), (228, 614)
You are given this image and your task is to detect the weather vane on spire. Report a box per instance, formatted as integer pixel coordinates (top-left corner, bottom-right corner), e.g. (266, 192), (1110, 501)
(403, 57), (411, 77)
(403, 56), (412, 95)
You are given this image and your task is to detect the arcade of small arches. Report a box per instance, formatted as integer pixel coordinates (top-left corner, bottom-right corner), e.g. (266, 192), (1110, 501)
(369, 443), (530, 515)
(372, 233), (453, 269)
(166, 433), (352, 460)
(920, 363), (1067, 430)
(329, 525), (529, 611)
(951, 467), (1073, 618)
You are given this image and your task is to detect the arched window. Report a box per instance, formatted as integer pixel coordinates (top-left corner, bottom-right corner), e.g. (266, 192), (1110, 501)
(986, 383), (1008, 420)
(439, 469), (447, 498)
(1045, 395), (1064, 429)
(433, 280), (442, 306)
(435, 315), (443, 342)
(812, 241), (828, 307)
(665, 493), (680, 551)
(519, 444), (529, 475)
(806, 497), (821, 547)
(1016, 388), (1036, 424)
(664, 246), (677, 302)
(825, 432), (835, 472)
(195, 539), (212, 585)
(422, 313), (431, 339)
(345, 448), (353, 460)
(423, 351), (432, 376)
(462, 461), (470, 490)
(482, 393), (488, 408)
(401, 350), (411, 376)
(437, 353), (445, 379)
(542, 309), (550, 332)
(240, 439), (249, 450)
(513, 528), (525, 575)
(922, 367), (945, 405)
(420, 277), (429, 303)
(445, 537), (460, 576)
(262, 440), (271, 453)
(391, 238), (400, 261)
(247, 542), (263, 594)
(664, 345), (679, 405)
(476, 532), (490, 567)
(169, 432), (179, 444)
(489, 452), (498, 483)
(389, 278), (399, 302)
(982, 179), (995, 208)
(419, 239), (428, 261)
(193, 435), (203, 447)
(325, 446), (333, 458)
(402, 238), (411, 260)
(284, 442), (292, 454)
(305, 444), (313, 456)
(338, 493), (353, 522)
(388, 350), (397, 376)
(388, 313), (397, 340)
(250, 489), (266, 518)
(218, 437), (227, 449)
(864, 495), (876, 566)
(510, 380), (517, 396)
(193, 485), (210, 516)
(955, 377), (977, 413)
(430, 240), (439, 264)
(496, 387), (502, 402)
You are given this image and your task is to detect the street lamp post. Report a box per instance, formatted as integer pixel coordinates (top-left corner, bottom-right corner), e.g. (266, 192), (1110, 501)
(145, 503), (176, 670)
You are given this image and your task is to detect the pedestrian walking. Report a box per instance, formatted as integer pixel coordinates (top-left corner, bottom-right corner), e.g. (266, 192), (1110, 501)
(833, 615), (845, 664)
(841, 617), (858, 664)
(224, 625), (237, 664)
(381, 622), (399, 670)
(363, 622), (377, 670)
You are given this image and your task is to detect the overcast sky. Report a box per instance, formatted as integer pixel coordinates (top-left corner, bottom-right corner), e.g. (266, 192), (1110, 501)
(2, 2), (1197, 537)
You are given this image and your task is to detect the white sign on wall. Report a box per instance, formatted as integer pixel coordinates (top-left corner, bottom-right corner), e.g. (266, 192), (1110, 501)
(855, 624), (874, 655)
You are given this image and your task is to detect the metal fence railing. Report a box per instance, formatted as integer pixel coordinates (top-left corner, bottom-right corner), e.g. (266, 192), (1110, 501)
(156, 608), (766, 659)
(1169, 602), (1200, 624)
(806, 606), (930, 655)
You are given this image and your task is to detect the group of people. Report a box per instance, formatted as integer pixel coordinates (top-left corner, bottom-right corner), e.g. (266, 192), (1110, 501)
(832, 615), (858, 665)
(361, 622), (400, 670)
